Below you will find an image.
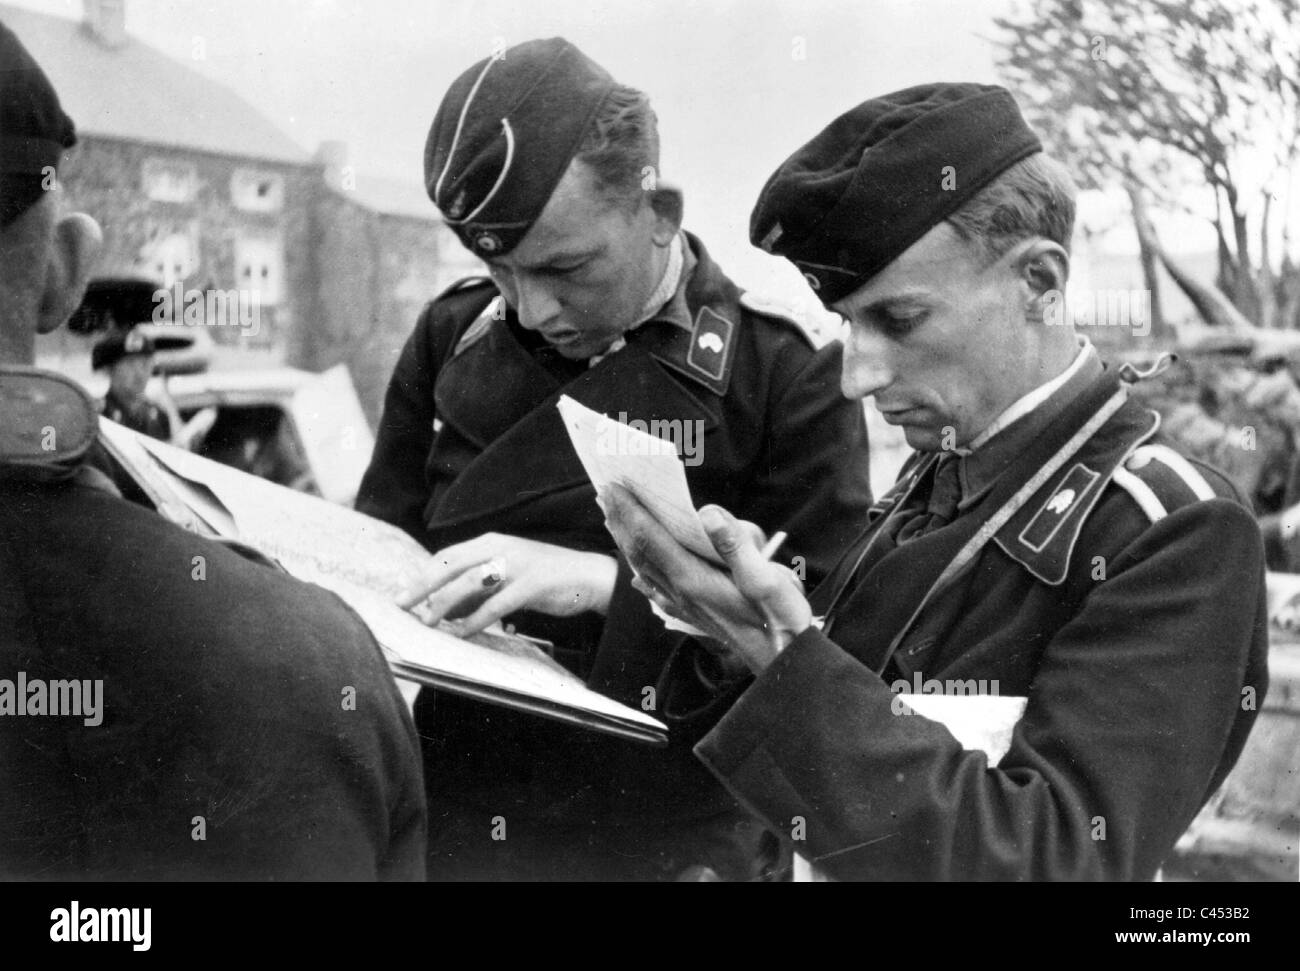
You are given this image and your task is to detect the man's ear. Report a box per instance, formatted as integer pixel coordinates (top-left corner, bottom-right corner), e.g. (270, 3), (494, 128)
(1014, 239), (1068, 324)
(1016, 239), (1069, 299)
(647, 183), (684, 245)
(37, 212), (102, 334)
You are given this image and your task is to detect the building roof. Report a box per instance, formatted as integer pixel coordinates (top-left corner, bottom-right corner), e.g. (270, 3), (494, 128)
(1, 3), (309, 165)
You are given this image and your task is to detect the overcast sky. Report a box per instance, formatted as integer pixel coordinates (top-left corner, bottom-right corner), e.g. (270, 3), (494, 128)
(12, 0), (1224, 309)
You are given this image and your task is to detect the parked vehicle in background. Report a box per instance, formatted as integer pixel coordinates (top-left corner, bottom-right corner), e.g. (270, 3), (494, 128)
(161, 364), (375, 506)
(65, 333), (376, 506)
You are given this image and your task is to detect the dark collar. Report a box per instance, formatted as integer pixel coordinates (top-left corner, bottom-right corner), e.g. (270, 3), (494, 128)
(628, 231), (742, 397)
(455, 230), (743, 398)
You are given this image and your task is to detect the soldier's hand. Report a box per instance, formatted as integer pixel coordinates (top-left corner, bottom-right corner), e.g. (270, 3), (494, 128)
(599, 484), (810, 675)
(399, 533), (618, 635)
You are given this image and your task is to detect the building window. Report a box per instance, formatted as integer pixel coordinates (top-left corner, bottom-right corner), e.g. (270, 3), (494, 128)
(231, 169), (284, 212)
(234, 238), (285, 306)
(142, 158), (197, 204)
(140, 231), (197, 288)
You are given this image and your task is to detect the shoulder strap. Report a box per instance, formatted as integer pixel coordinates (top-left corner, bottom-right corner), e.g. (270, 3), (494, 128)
(449, 295), (505, 360)
(0, 367), (98, 482)
(738, 290), (815, 350)
(1111, 442), (1218, 524)
(423, 277), (499, 380)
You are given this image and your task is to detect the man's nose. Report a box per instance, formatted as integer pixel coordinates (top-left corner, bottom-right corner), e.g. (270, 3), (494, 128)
(513, 277), (562, 330)
(840, 325), (894, 400)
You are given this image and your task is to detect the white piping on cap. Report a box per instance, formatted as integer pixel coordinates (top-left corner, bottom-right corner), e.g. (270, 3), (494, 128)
(433, 51), (503, 213)
(457, 118), (515, 225)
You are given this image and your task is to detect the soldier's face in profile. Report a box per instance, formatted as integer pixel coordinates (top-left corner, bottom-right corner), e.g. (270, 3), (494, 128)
(482, 160), (680, 360)
(833, 223), (1048, 452)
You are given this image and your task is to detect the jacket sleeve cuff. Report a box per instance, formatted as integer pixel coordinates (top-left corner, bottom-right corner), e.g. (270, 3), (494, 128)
(694, 626), (886, 782)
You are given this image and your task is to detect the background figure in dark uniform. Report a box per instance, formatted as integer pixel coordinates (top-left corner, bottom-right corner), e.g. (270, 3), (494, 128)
(0, 23), (426, 880)
(357, 38), (873, 880)
(74, 277), (200, 443)
(93, 326), (171, 439)
(603, 83), (1270, 880)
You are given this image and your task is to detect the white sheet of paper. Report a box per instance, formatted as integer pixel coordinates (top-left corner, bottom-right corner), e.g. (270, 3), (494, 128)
(895, 693), (1028, 763)
(648, 598), (706, 637)
(557, 394), (714, 636)
(793, 693), (1029, 882)
(557, 394), (721, 564)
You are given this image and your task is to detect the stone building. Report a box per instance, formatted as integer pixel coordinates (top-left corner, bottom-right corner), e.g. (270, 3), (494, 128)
(8, 0), (481, 422)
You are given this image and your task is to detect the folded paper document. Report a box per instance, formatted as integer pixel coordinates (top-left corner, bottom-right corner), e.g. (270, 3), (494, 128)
(558, 395), (720, 636)
(557, 394), (722, 564)
(97, 418), (668, 745)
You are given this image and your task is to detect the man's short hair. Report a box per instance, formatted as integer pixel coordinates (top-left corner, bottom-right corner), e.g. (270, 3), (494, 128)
(574, 85), (659, 208)
(0, 191), (52, 303)
(945, 154), (1078, 261)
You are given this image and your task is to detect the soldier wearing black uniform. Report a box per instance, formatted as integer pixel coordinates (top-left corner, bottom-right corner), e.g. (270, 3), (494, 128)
(357, 38), (873, 880)
(92, 327), (171, 440)
(76, 277), (182, 441)
(602, 83), (1270, 880)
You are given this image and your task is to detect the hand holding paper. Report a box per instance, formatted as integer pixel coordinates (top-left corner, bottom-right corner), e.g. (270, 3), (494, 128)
(558, 395), (809, 662)
(557, 395), (722, 564)
(604, 484), (811, 671)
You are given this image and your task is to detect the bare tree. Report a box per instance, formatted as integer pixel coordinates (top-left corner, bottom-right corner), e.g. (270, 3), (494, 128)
(995, 0), (1300, 330)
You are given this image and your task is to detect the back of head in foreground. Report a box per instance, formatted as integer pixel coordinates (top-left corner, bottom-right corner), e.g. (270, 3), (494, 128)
(0, 22), (425, 880)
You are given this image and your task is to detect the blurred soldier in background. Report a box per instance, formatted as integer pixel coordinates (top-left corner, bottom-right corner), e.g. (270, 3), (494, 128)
(92, 326), (171, 439)
(73, 277), (219, 446)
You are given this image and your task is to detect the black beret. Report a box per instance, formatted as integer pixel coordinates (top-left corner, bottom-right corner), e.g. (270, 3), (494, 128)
(68, 277), (162, 334)
(750, 82), (1043, 305)
(92, 327), (157, 372)
(425, 37), (616, 257)
(0, 21), (76, 227)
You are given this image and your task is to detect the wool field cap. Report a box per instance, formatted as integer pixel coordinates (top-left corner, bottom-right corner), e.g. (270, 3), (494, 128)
(68, 277), (161, 334)
(0, 21), (76, 227)
(750, 82), (1043, 305)
(424, 37), (617, 257)
(91, 327), (158, 372)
